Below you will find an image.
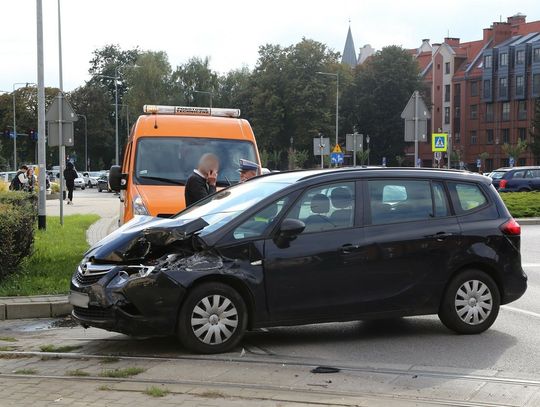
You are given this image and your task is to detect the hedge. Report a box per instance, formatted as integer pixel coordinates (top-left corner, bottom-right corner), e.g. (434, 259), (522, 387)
(500, 191), (540, 218)
(0, 191), (37, 278)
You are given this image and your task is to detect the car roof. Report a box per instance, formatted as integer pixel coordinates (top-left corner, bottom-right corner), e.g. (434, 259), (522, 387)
(493, 166), (540, 172)
(257, 167), (491, 185)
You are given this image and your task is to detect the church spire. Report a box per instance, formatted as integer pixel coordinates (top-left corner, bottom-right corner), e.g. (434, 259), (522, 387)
(342, 24), (357, 67)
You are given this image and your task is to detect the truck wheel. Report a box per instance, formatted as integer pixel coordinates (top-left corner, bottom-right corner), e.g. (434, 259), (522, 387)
(438, 269), (500, 334)
(177, 282), (247, 354)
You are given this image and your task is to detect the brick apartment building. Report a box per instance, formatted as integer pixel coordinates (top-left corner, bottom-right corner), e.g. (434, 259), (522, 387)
(409, 14), (540, 170)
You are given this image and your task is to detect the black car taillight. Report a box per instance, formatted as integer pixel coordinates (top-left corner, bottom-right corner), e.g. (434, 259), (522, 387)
(501, 218), (521, 236)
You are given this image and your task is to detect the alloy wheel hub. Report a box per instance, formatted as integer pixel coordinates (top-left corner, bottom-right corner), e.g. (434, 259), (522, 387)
(455, 279), (493, 326)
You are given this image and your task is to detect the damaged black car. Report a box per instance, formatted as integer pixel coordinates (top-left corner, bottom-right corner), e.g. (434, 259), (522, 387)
(70, 168), (527, 354)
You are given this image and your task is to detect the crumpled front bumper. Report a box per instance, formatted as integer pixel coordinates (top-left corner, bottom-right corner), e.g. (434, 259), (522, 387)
(70, 266), (187, 337)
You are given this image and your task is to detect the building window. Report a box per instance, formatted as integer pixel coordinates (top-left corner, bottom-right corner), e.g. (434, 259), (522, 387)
(518, 101), (527, 120)
(445, 84), (451, 102)
(483, 79), (491, 98)
(455, 106), (461, 118)
(516, 50), (525, 65)
(470, 104), (478, 119)
(502, 102), (510, 121)
(534, 48), (540, 63)
(502, 128), (510, 144)
(484, 54), (492, 69)
(499, 52), (508, 67)
(470, 130), (477, 145)
(518, 128), (527, 142)
(454, 132), (460, 144)
(534, 74), (540, 95)
(518, 158), (527, 166)
(516, 75), (524, 97)
(444, 107), (450, 124)
(499, 77), (508, 98)
(445, 62), (450, 74)
(485, 158), (494, 171)
(470, 81), (478, 97)
(486, 103), (494, 122)
(486, 129), (494, 144)
(501, 158), (510, 167)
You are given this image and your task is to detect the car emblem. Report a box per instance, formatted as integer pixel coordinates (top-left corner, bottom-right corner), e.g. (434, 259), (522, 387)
(81, 262), (90, 275)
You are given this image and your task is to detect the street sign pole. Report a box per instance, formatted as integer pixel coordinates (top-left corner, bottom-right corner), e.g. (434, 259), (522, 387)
(447, 133), (452, 169)
(353, 132), (357, 167)
(320, 134), (324, 169)
(36, 0), (47, 230)
(414, 90), (419, 168)
(57, 0), (64, 225)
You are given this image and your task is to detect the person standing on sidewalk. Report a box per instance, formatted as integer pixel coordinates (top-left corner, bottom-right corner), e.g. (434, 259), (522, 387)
(63, 162), (77, 205)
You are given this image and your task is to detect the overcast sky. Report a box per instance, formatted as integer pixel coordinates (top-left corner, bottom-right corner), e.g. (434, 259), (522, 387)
(1, 0), (539, 92)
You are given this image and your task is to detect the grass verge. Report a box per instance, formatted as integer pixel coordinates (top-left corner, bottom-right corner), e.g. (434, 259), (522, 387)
(66, 369), (90, 377)
(40, 344), (82, 353)
(144, 386), (170, 398)
(99, 367), (146, 378)
(14, 368), (37, 375)
(500, 191), (540, 218)
(0, 214), (99, 296)
(100, 356), (120, 364)
(0, 337), (17, 342)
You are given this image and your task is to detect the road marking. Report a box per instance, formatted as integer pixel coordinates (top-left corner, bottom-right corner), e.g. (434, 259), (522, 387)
(503, 305), (540, 319)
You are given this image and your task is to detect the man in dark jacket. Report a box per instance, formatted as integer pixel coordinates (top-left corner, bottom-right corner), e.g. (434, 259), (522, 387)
(184, 153), (219, 207)
(63, 161), (77, 205)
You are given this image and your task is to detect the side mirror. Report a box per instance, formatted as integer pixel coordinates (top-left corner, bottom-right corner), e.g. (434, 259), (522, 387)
(109, 165), (126, 191)
(279, 218), (305, 238)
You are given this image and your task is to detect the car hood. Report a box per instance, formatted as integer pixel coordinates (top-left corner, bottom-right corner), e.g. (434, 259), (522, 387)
(87, 215), (208, 263)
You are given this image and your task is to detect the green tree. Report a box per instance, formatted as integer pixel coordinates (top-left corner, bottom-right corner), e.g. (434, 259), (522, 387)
(342, 46), (427, 165)
(502, 140), (528, 163)
(172, 57), (218, 106)
(124, 51), (173, 115)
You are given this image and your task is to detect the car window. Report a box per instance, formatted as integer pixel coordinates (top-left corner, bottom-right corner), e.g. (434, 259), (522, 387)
(369, 180), (434, 225)
(512, 170), (526, 179)
(433, 182), (449, 217)
(286, 182), (355, 233)
(448, 182), (487, 213)
(533, 169), (540, 178)
(233, 197), (289, 240)
(489, 171), (507, 180)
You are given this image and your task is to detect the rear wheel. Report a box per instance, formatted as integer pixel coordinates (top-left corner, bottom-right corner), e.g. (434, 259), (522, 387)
(439, 269), (500, 334)
(178, 282), (247, 354)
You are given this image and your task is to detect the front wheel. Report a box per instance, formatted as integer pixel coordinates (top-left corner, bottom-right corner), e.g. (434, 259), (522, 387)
(438, 269), (500, 334)
(178, 282), (247, 354)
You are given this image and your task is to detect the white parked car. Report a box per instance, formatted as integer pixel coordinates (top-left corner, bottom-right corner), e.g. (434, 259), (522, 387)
(82, 172), (100, 188)
(75, 172), (86, 190)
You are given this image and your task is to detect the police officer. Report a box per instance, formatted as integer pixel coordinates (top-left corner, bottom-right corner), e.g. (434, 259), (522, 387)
(239, 159), (259, 182)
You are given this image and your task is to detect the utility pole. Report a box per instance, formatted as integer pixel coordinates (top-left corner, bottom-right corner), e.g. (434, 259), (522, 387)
(78, 114), (87, 171)
(414, 90), (419, 167)
(57, 0), (65, 225)
(316, 71), (339, 146)
(36, 0), (46, 229)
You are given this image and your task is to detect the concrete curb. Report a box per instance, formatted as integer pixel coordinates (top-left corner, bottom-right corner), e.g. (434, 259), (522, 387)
(0, 295), (71, 320)
(517, 218), (540, 225)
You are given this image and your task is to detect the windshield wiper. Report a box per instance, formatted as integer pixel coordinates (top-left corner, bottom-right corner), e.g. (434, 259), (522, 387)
(139, 175), (185, 185)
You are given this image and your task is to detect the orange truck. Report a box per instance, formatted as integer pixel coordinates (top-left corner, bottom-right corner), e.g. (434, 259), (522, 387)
(109, 105), (261, 225)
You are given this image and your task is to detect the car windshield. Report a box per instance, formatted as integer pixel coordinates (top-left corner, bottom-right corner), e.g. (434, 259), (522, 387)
(173, 178), (293, 236)
(135, 137), (257, 186)
(489, 171), (507, 179)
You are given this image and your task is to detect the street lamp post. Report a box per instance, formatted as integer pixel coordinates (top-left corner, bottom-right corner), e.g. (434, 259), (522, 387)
(316, 71), (339, 147)
(12, 82), (37, 170)
(193, 90), (213, 109)
(366, 135), (371, 166)
(77, 114), (87, 171)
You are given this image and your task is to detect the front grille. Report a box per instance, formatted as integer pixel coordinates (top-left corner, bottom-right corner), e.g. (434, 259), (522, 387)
(75, 272), (104, 286)
(73, 306), (111, 320)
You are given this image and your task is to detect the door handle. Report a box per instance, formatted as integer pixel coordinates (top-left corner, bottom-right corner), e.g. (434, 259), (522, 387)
(425, 232), (453, 241)
(341, 244), (360, 254)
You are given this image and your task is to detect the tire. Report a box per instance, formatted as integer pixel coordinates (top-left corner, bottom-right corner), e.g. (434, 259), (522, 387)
(177, 282), (247, 354)
(81, 186), (85, 190)
(98, 187), (102, 192)
(438, 269), (500, 334)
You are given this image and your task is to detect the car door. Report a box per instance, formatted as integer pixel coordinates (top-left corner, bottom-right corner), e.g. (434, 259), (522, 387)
(263, 181), (365, 321)
(526, 169), (540, 191)
(358, 178), (461, 313)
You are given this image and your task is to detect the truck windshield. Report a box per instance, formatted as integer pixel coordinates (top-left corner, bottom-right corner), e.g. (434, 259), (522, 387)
(135, 137), (257, 186)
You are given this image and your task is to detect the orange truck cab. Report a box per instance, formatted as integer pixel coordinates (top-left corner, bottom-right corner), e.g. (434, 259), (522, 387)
(109, 105), (261, 225)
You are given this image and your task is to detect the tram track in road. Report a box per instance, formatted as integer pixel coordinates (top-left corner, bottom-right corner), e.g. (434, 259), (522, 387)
(0, 371), (517, 407)
(2, 348), (540, 389)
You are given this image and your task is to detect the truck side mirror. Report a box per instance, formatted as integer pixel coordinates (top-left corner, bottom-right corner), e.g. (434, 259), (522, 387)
(109, 165), (126, 191)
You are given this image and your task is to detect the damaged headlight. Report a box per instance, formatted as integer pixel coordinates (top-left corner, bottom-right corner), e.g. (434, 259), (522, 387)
(108, 265), (155, 288)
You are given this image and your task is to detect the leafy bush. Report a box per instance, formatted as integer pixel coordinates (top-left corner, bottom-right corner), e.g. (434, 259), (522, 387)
(0, 181), (8, 192)
(50, 182), (60, 194)
(0, 191), (37, 278)
(500, 191), (540, 218)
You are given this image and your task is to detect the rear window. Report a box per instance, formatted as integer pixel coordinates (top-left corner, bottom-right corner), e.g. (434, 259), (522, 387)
(448, 182), (488, 213)
(489, 171), (507, 180)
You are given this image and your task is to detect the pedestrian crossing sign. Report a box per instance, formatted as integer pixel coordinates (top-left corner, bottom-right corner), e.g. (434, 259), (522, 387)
(432, 133), (448, 152)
